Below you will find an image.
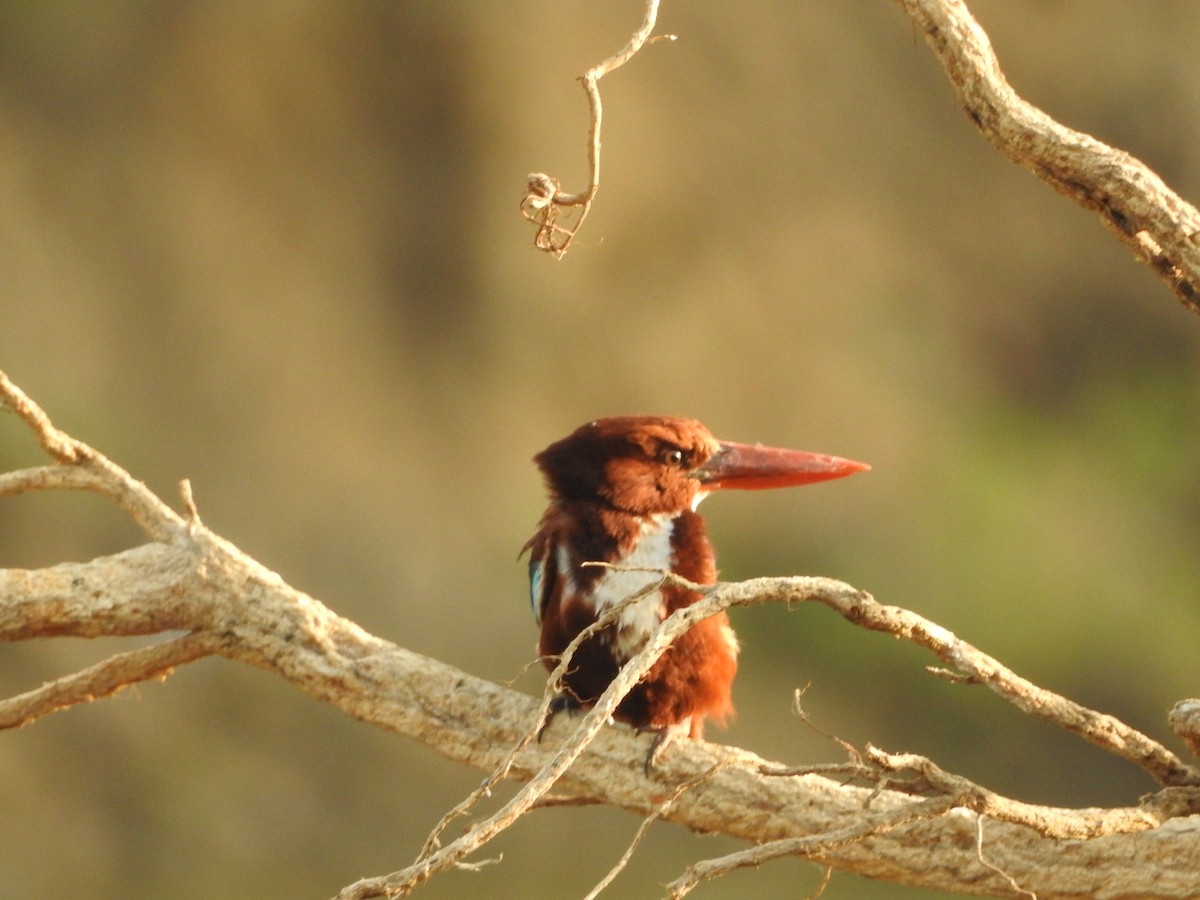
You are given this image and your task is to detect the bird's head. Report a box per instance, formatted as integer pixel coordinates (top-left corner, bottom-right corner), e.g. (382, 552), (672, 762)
(534, 415), (868, 516)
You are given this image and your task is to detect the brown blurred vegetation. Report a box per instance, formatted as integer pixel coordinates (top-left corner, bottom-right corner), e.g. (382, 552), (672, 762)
(1, 2), (1198, 898)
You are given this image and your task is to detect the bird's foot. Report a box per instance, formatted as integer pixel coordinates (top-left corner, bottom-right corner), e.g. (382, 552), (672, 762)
(640, 721), (690, 776)
(537, 693), (582, 742)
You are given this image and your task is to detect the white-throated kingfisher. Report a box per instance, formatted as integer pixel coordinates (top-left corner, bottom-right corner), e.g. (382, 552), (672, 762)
(523, 416), (868, 752)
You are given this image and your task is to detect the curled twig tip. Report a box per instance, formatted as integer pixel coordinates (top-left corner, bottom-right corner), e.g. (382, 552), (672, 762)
(521, 0), (665, 257)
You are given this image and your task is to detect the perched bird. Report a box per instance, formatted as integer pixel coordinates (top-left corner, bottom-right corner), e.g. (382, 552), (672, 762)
(523, 415), (868, 752)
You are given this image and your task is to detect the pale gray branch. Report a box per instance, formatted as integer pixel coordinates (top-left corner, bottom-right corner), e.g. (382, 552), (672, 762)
(0, 631), (218, 729)
(5, 362), (1200, 900)
(679, 574), (1200, 788)
(894, 0), (1200, 312)
(0, 371), (185, 540)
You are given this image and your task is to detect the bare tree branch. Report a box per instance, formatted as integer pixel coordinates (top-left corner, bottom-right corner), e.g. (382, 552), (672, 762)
(3, 1), (1198, 895)
(520, 0), (674, 256)
(893, 0), (1200, 313)
(5, 359), (1200, 900)
(584, 761), (730, 900)
(336, 576), (744, 898)
(0, 371), (184, 540)
(0, 631), (218, 729)
(686, 573), (1200, 788)
(1169, 700), (1200, 760)
(667, 795), (963, 899)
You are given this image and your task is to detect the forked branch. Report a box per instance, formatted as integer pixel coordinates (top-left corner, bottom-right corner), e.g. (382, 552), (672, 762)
(5, 370), (1200, 900)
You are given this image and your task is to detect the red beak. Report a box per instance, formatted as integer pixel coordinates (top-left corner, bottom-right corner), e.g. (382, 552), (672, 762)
(694, 441), (869, 491)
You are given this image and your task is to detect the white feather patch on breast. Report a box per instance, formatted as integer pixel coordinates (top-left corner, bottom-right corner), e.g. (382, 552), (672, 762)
(590, 513), (676, 662)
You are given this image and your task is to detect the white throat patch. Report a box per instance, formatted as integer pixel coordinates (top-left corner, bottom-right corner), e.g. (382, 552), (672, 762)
(590, 513), (676, 662)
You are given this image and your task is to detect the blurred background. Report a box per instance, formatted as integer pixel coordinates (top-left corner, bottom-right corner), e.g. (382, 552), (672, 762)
(1, 2), (1198, 897)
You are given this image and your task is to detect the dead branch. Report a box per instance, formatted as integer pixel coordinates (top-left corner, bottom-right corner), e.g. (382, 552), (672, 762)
(0, 631), (218, 729)
(667, 795), (963, 899)
(6, 370), (1200, 900)
(407, 575), (672, 870)
(893, 0), (1200, 313)
(336, 578), (736, 898)
(672, 572), (1200, 789)
(584, 761), (730, 900)
(520, 0), (673, 256)
(1169, 699), (1200, 759)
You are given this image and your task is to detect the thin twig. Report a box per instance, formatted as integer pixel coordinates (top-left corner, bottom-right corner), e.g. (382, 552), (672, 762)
(861, 746), (1194, 839)
(0, 371), (82, 463)
(665, 572), (1200, 788)
(0, 632), (218, 729)
(5, 373), (1200, 897)
(974, 814), (1037, 900)
(411, 575), (667, 864)
(339, 577), (699, 899)
(791, 685), (864, 765)
(666, 794), (962, 898)
(806, 866), (834, 900)
(583, 760), (730, 900)
(179, 478), (202, 531)
(521, 0), (673, 256)
(0, 370), (184, 541)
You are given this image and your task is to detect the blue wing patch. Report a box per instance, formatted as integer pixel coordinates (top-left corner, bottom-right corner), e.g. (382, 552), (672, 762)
(528, 557), (545, 625)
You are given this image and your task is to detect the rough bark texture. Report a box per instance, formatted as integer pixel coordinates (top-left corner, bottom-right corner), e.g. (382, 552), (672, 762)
(7, 1), (1200, 896)
(896, 0), (1200, 313)
(4, 536), (1200, 899)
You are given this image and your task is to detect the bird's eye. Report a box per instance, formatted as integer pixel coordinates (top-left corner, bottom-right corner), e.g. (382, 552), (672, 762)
(663, 448), (684, 467)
